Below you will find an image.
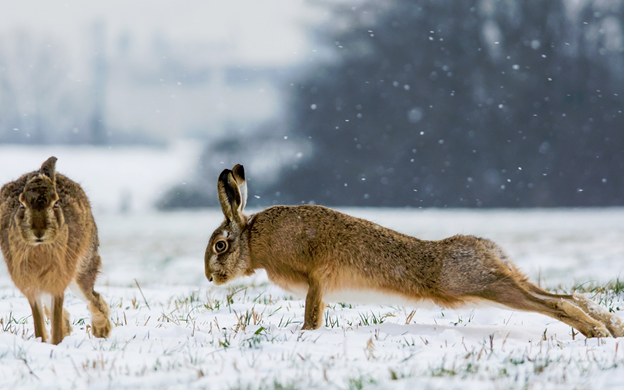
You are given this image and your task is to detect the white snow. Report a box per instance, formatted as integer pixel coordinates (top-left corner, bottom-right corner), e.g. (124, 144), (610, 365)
(1, 145), (624, 389)
(0, 208), (623, 389)
(0, 141), (203, 213)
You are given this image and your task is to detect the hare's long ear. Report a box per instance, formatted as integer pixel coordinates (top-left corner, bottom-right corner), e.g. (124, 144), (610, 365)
(40, 156), (58, 181)
(231, 164), (247, 212)
(217, 168), (244, 224)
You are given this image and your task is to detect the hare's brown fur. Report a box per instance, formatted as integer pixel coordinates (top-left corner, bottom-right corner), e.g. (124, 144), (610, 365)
(206, 165), (624, 338)
(0, 157), (112, 344)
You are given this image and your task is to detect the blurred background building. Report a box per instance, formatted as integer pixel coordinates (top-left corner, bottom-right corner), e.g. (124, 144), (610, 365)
(1, 0), (623, 211)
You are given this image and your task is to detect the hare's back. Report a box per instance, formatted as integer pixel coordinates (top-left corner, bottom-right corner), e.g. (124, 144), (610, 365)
(54, 174), (97, 236)
(255, 204), (392, 238)
(1, 170), (87, 202)
(55, 174), (93, 209)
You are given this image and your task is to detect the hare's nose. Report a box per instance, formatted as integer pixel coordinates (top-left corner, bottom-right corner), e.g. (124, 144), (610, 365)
(33, 229), (45, 239)
(209, 277), (213, 282)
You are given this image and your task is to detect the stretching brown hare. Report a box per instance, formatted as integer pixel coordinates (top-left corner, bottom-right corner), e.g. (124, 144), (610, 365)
(205, 164), (624, 338)
(0, 157), (112, 344)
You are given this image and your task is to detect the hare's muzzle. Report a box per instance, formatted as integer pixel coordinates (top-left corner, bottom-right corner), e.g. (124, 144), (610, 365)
(32, 219), (46, 240)
(204, 266), (214, 283)
(204, 250), (217, 283)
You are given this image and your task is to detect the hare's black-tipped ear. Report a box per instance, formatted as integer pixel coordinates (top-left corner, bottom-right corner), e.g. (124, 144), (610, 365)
(40, 156), (57, 181)
(217, 168), (244, 224)
(231, 164), (247, 212)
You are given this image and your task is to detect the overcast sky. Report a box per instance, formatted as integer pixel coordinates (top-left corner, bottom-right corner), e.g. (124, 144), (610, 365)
(0, 0), (329, 141)
(0, 0), (320, 67)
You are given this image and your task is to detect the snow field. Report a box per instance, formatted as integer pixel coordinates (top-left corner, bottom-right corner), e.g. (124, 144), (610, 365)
(0, 142), (203, 213)
(1, 209), (624, 389)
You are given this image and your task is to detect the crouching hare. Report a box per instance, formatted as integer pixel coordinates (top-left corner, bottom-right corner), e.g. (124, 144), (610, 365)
(205, 164), (624, 338)
(0, 157), (112, 344)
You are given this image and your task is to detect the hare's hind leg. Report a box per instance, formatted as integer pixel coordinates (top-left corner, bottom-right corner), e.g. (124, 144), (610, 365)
(522, 283), (623, 337)
(86, 289), (111, 338)
(27, 296), (49, 342)
(71, 253), (112, 338)
(475, 279), (610, 338)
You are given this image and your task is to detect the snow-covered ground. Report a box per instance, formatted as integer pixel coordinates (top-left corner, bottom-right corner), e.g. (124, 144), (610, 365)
(0, 141), (204, 213)
(1, 144), (624, 388)
(1, 208), (624, 389)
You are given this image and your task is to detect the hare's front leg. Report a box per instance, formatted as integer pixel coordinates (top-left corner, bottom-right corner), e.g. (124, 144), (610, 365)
(42, 294), (72, 340)
(51, 295), (66, 345)
(28, 297), (49, 342)
(302, 278), (325, 330)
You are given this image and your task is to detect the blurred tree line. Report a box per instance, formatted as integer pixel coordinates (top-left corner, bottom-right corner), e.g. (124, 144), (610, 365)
(264, 0), (624, 208)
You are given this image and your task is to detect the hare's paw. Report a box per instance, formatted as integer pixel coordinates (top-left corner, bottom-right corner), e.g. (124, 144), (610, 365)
(606, 314), (624, 338)
(301, 319), (324, 331)
(573, 293), (624, 337)
(91, 314), (112, 338)
(92, 321), (112, 338)
(584, 324), (611, 338)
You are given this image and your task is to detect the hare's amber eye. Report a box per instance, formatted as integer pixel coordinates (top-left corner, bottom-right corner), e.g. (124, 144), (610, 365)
(214, 240), (228, 254)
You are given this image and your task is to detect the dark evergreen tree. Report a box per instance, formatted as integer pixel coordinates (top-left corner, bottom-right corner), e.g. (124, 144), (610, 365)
(271, 0), (624, 207)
